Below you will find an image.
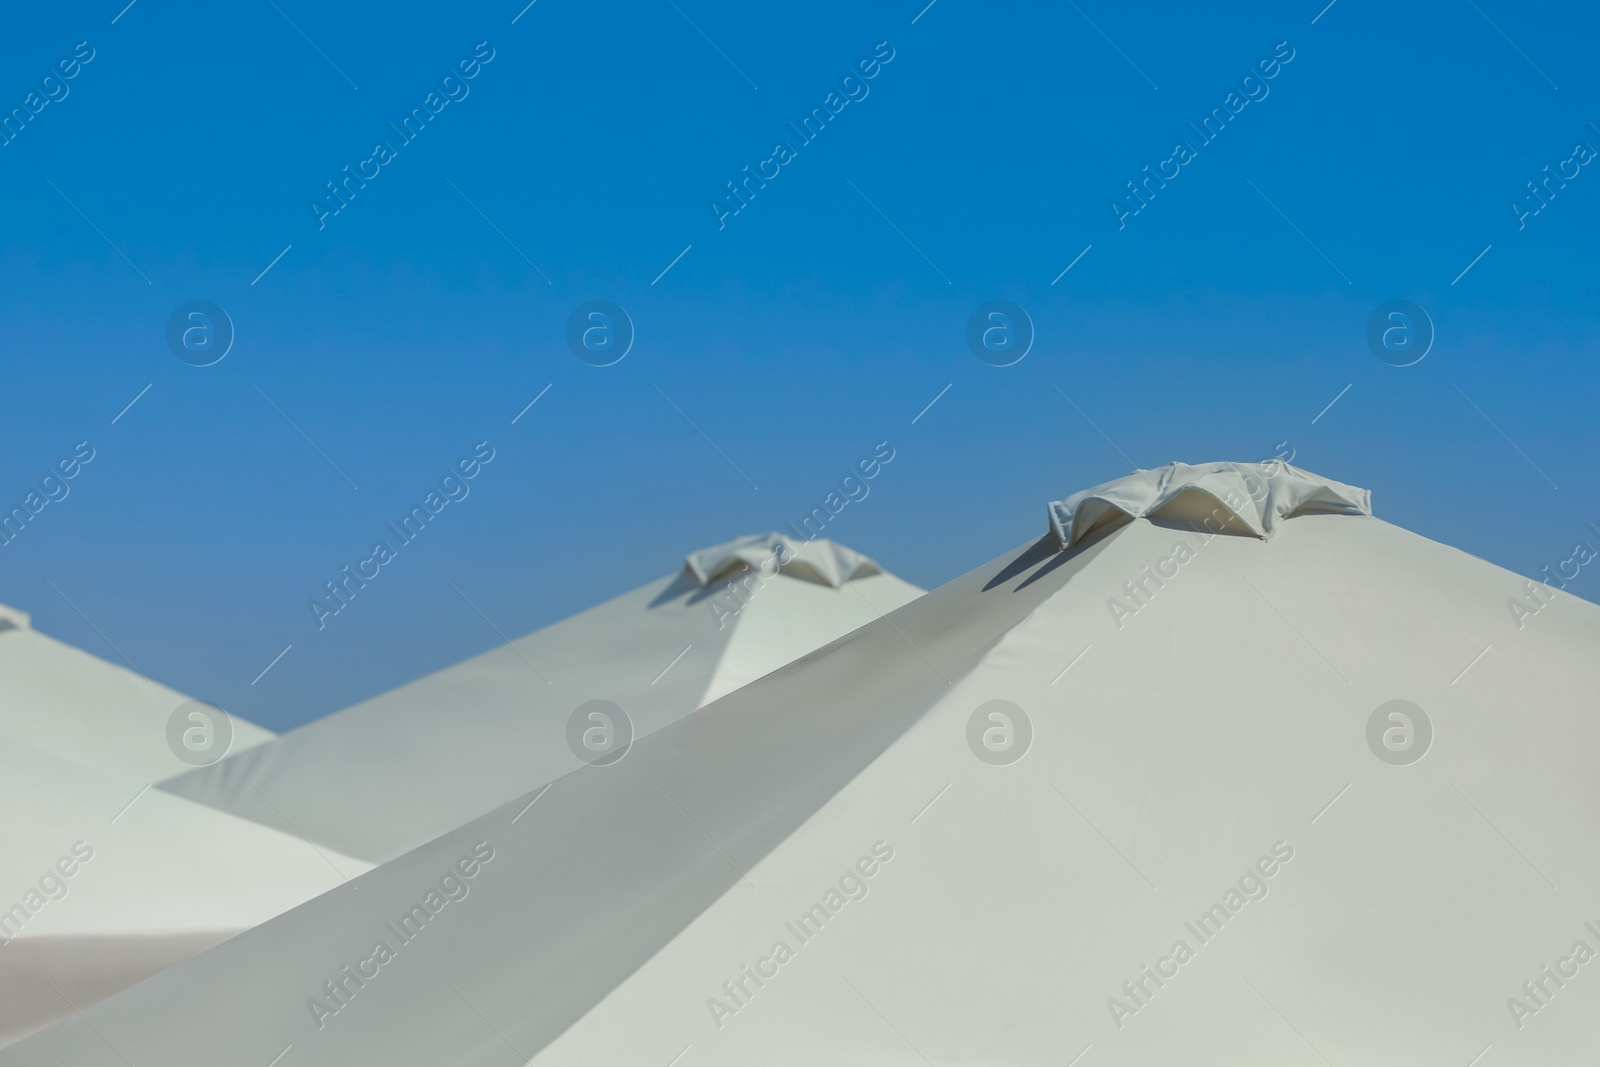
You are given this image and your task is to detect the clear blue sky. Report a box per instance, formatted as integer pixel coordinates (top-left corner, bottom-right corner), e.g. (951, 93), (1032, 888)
(2, 0), (1596, 730)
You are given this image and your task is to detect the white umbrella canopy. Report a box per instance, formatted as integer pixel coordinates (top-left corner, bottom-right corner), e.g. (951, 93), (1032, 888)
(12, 463), (1600, 1066)
(0, 727), (372, 1050)
(0, 603), (274, 781)
(157, 535), (924, 865)
(0, 603), (365, 1048)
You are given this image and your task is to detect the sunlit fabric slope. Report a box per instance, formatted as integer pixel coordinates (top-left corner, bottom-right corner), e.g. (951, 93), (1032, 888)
(158, 537), (922, 865)
(18, 466), (1600, 1066)
(0, 606), (348, 1049)
(0, 728), (371, 1050)
(0, 603), (273, 782)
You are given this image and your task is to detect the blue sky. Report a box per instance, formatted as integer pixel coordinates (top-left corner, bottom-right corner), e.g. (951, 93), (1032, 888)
(2, 0), (1596, 730)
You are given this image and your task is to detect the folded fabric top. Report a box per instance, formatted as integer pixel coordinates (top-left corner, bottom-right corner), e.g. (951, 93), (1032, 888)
(1047, 460), (1372, 548)
(684, 533), (882, 589)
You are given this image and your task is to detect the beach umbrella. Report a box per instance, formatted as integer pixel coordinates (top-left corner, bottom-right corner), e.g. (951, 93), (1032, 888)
(15, 463), (1597, 1066)
(158, 534), (923, 865)
(0, 607), (369, 1049)
(0, 602), (273, 781)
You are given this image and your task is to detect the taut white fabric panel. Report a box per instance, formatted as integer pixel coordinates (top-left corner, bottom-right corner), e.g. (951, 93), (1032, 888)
(160, 542), (920, 864)
(0, 741), (371, 1048)
(0, 603), (274, 783)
